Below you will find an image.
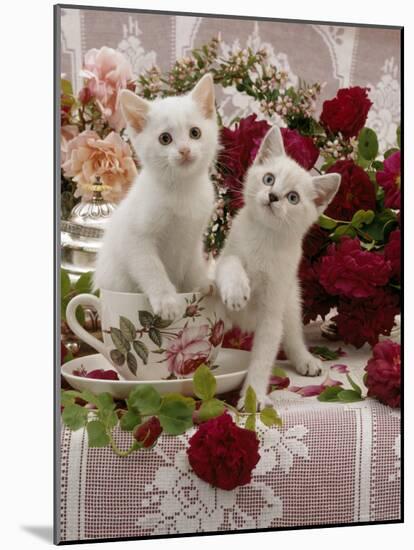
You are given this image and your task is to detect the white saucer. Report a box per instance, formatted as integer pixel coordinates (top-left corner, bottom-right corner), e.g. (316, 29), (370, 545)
(61, 348), (249, 399)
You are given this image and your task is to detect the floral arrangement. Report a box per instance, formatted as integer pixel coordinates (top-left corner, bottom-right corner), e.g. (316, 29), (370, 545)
(61, 365), (281, 490)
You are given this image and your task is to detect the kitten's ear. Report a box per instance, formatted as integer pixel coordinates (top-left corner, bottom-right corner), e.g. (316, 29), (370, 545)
(255, 126), (285, 165)
(119, 89), (150, 133)
(190, 73), (215, 119)
(312, 173), (341, 213)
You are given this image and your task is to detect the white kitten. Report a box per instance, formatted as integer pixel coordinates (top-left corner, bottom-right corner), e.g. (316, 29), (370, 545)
(215, 126), (340, 410)
(94, 74), (218, 320)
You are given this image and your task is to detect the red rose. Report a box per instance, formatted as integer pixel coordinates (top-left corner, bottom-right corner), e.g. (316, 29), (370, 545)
(319, 238), (392, 299)
(320, 86), (372, 139)
(384, 229), (401, 282)
(377, 151), (401, 209)
(325, 160), (376, 221)
(365, 340), (401, 408)
(187, 412), (260, 490)
(281, 128), (319, 170)
(222, 326), (254, 351)
(209, 320), (225, 347)
(133, 416), (163, 448)
(335, 289), (400, 348)
(303, 224), (330, 258)
(74, 368), (120, 380)
(299, 257), (336, 323)
(219, 115), (270, 211)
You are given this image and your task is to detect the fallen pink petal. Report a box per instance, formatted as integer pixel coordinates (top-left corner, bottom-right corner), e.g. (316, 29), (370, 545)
(330, 364), (350, 373)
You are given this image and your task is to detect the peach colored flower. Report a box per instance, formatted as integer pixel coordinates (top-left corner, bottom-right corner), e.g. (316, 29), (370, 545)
(60, 125), (79, 165)
(62, 130), (138, 202)
(80, 46), (134, 131)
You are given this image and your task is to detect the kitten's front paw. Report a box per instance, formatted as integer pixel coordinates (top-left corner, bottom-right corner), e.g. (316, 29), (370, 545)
(150, 293), (182, 321)
(294, 353), (323, 377)
(219, 274), (250, 312)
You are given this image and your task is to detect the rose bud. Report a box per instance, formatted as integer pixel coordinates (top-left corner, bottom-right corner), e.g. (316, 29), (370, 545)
(133, 417), (163, 448)
(78, 86), (92, 104)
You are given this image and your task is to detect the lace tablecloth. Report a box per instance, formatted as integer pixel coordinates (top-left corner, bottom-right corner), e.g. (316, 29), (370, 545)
(58, 325), (401, 542)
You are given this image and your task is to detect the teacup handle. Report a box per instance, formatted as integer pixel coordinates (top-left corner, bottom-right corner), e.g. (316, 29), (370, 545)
(66, 294), (109, 360)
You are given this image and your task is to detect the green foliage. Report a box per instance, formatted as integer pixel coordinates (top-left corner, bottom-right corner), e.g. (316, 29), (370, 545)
(62, 403), (89, 430)
(260, 407), (283, 427)
(119, 410), (142, 431)
(158, 394), (195, 435)
(198, 398), (225, 422)
(60, 269), (96, 326)
(358, 127), (379, 160)
(318, 214), (338, 230)
(193, 364), (216, 400)
(87, 421), (110, 447)
(128, 385), (162, 416)
(244, 386), (257, 414)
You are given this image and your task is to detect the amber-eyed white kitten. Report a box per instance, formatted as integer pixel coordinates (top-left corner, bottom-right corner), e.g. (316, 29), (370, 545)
(215, 126), (340, 410)
(94, 74), (218, 319)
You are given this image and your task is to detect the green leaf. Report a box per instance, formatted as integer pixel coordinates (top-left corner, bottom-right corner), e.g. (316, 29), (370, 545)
(317, 385), (342, 402)
(138, 310), (154, 328)
(310, 346), (343, 361)
(61, 390), (76, 408)
(75, 304), (85, 326)
(331, 224), (357, 241)
(110, 327), (130, 354)
(120, 410), (142, 431)
(126, 352), (138, 376)
(110, 349), (125, 366)
(350, 209), (375, 229)
(119, 316), (136, 342)
(260, 406), (283, 427)
(346, 374), (362, 396)
(397, 126), (401, 148)
(62, 403), (88, 430)
(364, 209), (398, 242)
(197, 398), (225, 421)
(128, 385), (162, 415)
(158, 393), (195, 435)
(245, 414), (256, 431)
(74, 271), (93, 294)
(61, 78), (73, 96)
(318, 214), (337, 230)
(372, 160), (384, 171)
(337, 389), (364, 403)
(96, 392), (114, 411)
(193, 364), (216, 400)
(61, 269), (71, 297)
(133, 340), (149, 365)
(358, 127), (379, 160)
(153, 316), (173, 329)
(148, 327), (162, 347)
(244, 386), (257, 413)
(384, 147), (399, 159)
(86, 421), (110, 447)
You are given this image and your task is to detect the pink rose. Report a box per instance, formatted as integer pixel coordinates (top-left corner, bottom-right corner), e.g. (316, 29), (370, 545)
(80, 47), (134, 132)
(61, 125), (79, 165)
(209, 320), (225, 347)
(166, 325), (212, 376)
(62, 130), (137, 202)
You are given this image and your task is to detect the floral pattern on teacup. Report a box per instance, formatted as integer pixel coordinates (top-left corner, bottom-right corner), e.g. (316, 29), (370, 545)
(106, 293), (223, 378)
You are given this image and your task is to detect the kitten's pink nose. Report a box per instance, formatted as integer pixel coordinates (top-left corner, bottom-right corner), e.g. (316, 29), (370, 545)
(178, 147), (191, 160)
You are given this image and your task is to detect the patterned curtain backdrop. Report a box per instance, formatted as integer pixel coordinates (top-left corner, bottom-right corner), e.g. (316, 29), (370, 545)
(60, 8), (400, 151)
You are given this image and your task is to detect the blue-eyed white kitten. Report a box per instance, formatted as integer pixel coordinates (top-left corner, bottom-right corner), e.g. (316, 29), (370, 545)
(94, 74), (218, 319)
(215, 126), (340, 410)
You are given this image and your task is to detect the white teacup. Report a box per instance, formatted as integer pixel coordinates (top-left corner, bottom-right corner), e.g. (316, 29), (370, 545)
(66, 289), (225, 381)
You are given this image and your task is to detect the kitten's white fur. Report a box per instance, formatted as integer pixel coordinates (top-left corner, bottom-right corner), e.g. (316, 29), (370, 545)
(215, 126), (340, 410)
(94, 74), (218, 319)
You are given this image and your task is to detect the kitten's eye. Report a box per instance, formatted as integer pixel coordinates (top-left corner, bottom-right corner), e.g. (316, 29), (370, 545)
(262, 173), (275, 186)
(159, 132), (173, 145)
(189, 127), (201, 139)
(287, 191), (300, 204)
